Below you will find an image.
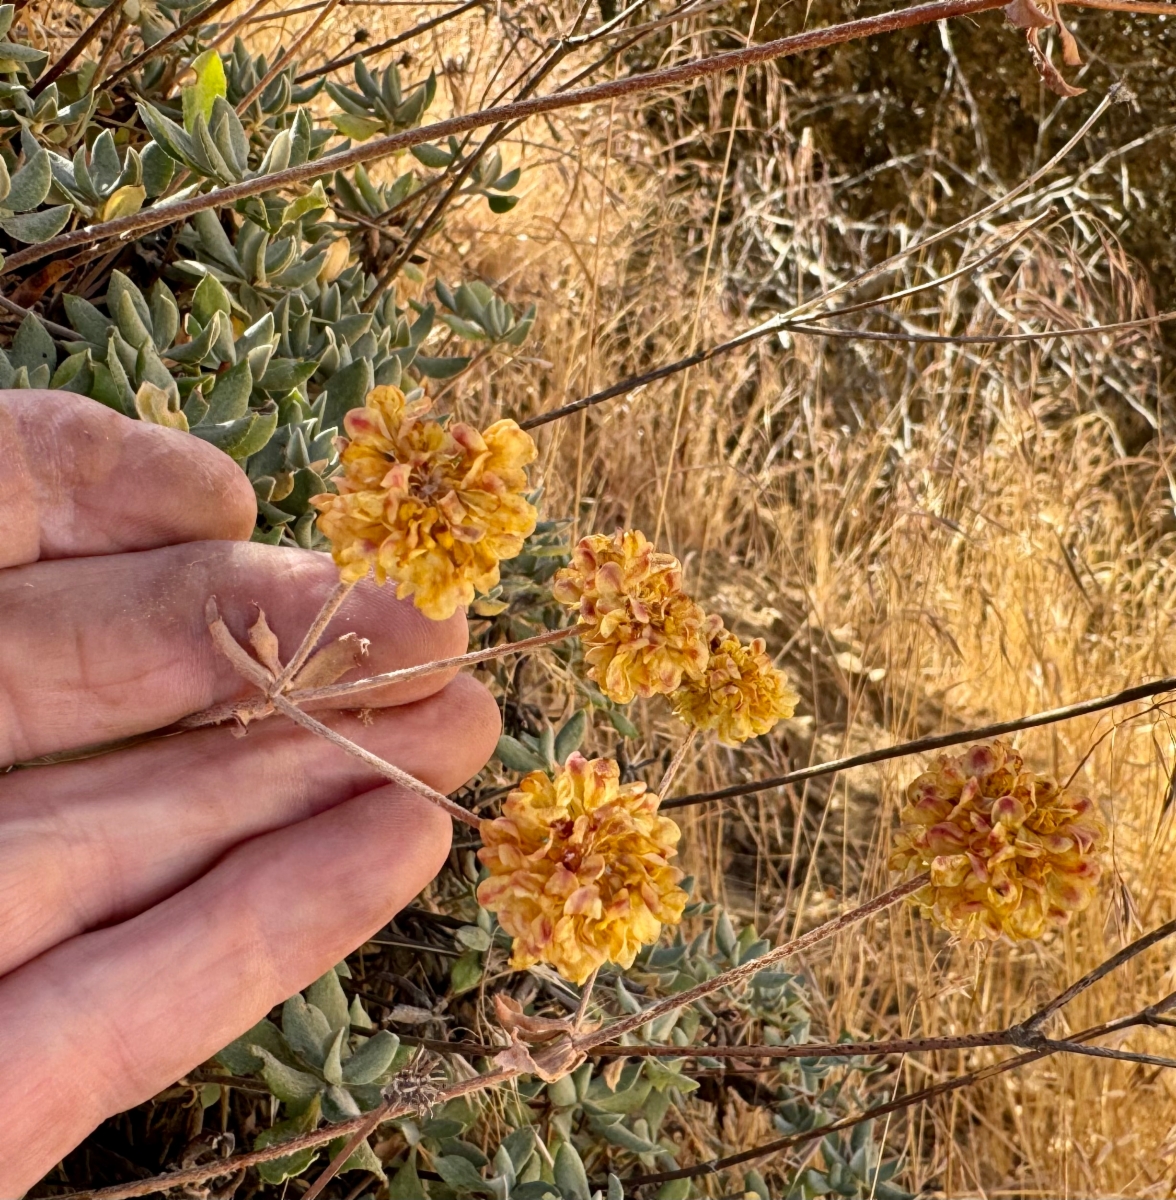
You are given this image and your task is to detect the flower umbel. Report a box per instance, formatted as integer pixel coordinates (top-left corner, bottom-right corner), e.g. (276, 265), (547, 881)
(671, 619), (798, 744)
(889, 740), (1106, 941)
(552, 530), (710, 705)
(477, 753), (688, 983)
(312, 386), (538, 619)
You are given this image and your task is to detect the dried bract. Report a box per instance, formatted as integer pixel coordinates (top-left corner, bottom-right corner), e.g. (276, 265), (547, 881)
(552, 530), (709, 704)
(671, 619), (798, 744)
(312, 386), (537, 619)
(889, 741), (1106, 941)
(477, 753), (688, 983)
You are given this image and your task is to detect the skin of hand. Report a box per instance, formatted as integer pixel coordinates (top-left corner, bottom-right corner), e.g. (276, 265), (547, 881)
(0, 391), (501, 1193)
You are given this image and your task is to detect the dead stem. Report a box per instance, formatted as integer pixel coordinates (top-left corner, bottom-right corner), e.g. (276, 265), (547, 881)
(269, 578), (356, 695)
(657, 728), (697, 797)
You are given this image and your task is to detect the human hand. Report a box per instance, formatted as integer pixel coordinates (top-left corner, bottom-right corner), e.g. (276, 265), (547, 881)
(0, 391), (500, 1193)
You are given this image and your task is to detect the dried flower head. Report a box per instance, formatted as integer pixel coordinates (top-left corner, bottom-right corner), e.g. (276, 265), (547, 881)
(552, 530), (709, 705)
(312, 386), (538, 620)
(889, 740), (1105, 941)
(477, 753), (688, 983)
(670, 619), (798, 744)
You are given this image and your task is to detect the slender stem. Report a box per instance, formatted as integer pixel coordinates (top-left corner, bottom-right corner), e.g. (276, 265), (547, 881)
(100, 0), (238, 88)
(574, 874), (929, 1052)
(518, 310), (1176, 430)
(50, 914), (1176, 1199)
(208, 0), (272, 50)
(657, 728), (697, 797)
(269, 578), (355, 695)
(268, 693), (481, 827)
(31, 0), (123, 97)
(175, 623), (580, 731)
(291, 624), (581, 704)
(294, 0), (487, 82)
(235, 0), (344, 113)
(2, 0), (1030, 277)
(664, 674), (1176, 810)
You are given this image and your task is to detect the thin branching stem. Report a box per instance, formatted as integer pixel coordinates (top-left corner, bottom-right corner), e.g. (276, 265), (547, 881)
(294, 0), (487, 81)
(519, 311), (1176, 429)
(55, 911), (1176, 1198)
(100, 0), (238, 88)
(663, 674), (1176, 810)
(31, 0), (123, 97)
(269, 578), (355, 694)
(176, 623), (580, 730)
(4, 0), (1033, 278)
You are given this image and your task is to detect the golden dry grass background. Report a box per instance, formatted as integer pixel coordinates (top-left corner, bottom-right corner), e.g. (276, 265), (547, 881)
(222, 1), (1176, 1192)
(35, 0), (1176, 1190)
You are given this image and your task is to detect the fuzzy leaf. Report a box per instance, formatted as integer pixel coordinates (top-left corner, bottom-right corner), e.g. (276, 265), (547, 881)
(411, 142), (453, 168)
(435, 1154), (491, 1193)
(203, 358), (253, 423)
(341, 1030), (400, 1085)
(304, 965), (352, 1033)
(0, 205), (71, 243)
(214, 1017), (289, 1075)
(495, 734), (546, 773)
(414, 354), (471, 380)
(100, 181), (147, 220)
(7, 145), (51, 212)
(10, 313), (56, 375)
(281, 992), (334, 1065)
(554, 1142), (590, 1200)
(184, 48), (228, 133)
(331, 112), (383, 141)
(252, 1046), (323, 1105)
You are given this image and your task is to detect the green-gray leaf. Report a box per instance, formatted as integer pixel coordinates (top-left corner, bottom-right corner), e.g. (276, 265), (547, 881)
(435, 1154), (491, 1193)
(203, 358), (252, 423)
(214, 1017), (289, 1075)
(7, 145), (51, 212)
(495, 734), (546, 773)
(554, 1142), (591, 1200)
(252, 1046), (324, 1106)
(0, 205), (71, 243)
(341, 1030), (400, 1085)
(10, 313), (56, 375)
(304, 966), (351, 1033)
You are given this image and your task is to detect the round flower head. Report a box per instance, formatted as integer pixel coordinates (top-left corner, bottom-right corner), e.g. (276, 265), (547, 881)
(889, 740), (1106, 941)
(312, 386), (538, 620)
(477, 753), (688, 983)
(552, 530), (710, 705)
(671, 618), (798, 744)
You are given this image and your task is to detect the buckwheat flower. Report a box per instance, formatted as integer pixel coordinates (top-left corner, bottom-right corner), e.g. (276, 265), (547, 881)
(671, 619), (798, 744)
(552, 530), (710, 705)
(312, 386), (537, 620)
(477, 753), (688, 983)
(888, 740), (1106, 941)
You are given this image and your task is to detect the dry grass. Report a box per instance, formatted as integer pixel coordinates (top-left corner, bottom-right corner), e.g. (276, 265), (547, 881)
(277, 1), (1176, 1191)
(42, 0), (1176, 1190)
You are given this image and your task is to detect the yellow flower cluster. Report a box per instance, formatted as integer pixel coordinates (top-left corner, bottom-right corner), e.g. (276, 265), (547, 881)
(889, 741), (1105, 941)
(552, 530), (710, 705)
(477, 753), (688, 983)
(670, 618), (799, 745)
(553, 529), (797, 743)
(312, 386), (537, 620)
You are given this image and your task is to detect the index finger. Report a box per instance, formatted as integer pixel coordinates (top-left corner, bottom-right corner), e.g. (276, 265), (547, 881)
(0, 390), (257, 567)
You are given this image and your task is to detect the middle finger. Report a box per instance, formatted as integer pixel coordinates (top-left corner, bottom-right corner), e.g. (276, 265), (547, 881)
(0, 673), (498, 977)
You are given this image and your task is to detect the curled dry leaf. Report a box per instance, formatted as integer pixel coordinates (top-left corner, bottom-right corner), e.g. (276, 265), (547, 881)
(1025, 28), (1085, 97)
(1050, 0), (1083, 66)
(493, 993), (599, 1044)
(291, 631), (370, 690)
(493, 1035), (586, 1083)
(248, 609), (283, 678)
(1003, 0), (1053, 28)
